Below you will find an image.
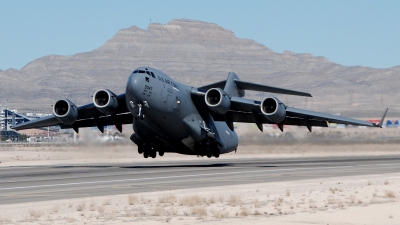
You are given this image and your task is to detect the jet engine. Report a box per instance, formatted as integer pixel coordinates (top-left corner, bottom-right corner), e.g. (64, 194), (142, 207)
(260, 97), (286, 124)
(53, 99), (78, 124)
(93, 89), (118, 115)
(205, 88), (231, 114)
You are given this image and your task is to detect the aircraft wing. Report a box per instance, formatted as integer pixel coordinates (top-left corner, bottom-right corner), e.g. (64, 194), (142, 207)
(12, 94), (132, 132)
(228, 97), (385, 128)
(192, 89), (387, 130)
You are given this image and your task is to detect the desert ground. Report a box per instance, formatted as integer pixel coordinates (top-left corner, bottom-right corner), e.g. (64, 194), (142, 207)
(0, 127), (399, 224)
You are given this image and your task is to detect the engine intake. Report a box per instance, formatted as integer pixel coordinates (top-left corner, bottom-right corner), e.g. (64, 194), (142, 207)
(53, 99), (78, 125)
(260, 97), (286, 124)
(93, 89), (118, 115)
(205, 88), (231, 114)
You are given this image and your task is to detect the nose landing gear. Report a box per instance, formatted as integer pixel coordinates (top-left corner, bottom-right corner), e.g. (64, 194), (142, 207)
(135, 102), (145, 120)
(130, 101), (148, 120)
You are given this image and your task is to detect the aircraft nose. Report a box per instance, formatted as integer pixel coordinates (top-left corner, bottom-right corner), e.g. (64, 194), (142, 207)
(126, 72), (145, 100)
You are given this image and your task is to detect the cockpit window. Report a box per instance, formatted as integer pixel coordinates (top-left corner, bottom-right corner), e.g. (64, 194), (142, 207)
(133, 69), (155, 78)
(145, 71), (156, 78)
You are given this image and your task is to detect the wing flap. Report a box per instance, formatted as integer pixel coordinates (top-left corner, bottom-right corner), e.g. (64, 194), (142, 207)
(68, 113), (133, 128)
(221, 111), (328, 127)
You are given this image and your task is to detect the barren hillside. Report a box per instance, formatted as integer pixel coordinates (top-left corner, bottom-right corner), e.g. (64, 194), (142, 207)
(1, 19), (398, 117)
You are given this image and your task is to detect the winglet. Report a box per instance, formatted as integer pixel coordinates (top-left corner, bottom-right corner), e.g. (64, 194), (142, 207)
(376, 108), (388, 128)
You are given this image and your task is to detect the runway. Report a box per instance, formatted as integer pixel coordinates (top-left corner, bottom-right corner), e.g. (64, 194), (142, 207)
(1, 155), (400, 205)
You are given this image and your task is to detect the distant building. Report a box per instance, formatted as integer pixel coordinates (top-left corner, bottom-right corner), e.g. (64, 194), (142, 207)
(0, 109), (32, 131)
(0, 130), (21, 141)
(386, 120), (399, 128)
(0, 107), (54, 141)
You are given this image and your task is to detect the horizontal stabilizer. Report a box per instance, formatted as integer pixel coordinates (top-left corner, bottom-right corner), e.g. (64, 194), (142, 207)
(234, 80), (312, 97)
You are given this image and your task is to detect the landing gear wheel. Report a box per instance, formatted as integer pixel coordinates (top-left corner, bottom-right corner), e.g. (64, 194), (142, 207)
(138, 145), (144, 154)
(214, 152), (220, 158)
(207, 153), (212, 158)
(150, 151), (157, 158)
(143, 151), (149, 158)
(159, 151), (164, 156)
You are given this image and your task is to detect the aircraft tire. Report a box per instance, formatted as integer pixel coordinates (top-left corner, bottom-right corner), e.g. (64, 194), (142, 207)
(214, 152), (220, 158)
(159, 151), (164, 156)
(138, 145), (144, 154)
(151, 151), (156, 158)
(143, 151), (149, 158)
(207, 153), (212, 158)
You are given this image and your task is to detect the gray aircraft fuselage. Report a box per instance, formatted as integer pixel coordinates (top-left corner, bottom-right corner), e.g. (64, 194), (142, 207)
(125, 67), (238, 156)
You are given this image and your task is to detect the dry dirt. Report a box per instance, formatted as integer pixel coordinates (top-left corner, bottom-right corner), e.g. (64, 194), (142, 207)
(0, 131), (400, 224)
(0, 172), (399, 225)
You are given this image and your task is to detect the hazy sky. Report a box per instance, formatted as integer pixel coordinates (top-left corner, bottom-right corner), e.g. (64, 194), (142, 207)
(1, 0), (399, 70)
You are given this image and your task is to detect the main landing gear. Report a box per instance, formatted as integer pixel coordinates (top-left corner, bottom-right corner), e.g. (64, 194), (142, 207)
(195, 141), (220, 158)
(138, 143), (164, 159)
(206, 150), (220, 158)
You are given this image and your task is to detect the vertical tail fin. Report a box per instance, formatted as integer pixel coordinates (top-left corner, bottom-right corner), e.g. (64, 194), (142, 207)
(376, 108), (388, 128)
(223, 72), (245, 97)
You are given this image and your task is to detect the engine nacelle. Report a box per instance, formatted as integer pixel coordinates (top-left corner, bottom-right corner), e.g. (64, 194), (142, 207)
(93, 89), (118, 115)
(260, 97), (286, 124)
(53, 99), (78, 125)
(205, 88), (231, 114)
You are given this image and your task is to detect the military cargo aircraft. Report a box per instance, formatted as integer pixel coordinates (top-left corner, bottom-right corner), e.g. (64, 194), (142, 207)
(12, 67), (387, 158)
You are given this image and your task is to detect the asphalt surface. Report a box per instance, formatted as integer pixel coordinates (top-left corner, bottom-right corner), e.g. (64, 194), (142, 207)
(1, 155), (400, 204)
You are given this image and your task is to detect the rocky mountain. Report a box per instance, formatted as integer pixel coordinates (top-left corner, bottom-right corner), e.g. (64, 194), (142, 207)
(1, 19), (399, 117)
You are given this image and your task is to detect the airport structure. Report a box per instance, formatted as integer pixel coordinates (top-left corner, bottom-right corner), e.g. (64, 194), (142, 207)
(0, 105), (43, 141)
(1, 104), (63, 141)
(0, 107), (29, 141)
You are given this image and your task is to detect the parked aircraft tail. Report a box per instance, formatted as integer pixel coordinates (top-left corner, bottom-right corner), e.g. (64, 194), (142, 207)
(376, 108), (389, 128)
